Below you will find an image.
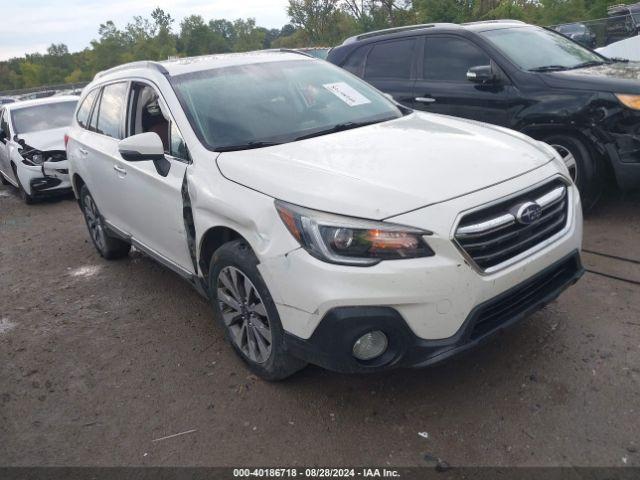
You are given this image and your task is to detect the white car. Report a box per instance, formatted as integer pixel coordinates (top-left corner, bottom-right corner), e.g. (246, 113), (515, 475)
(0, 96), (77, 203)
(66, 51), (584, 380)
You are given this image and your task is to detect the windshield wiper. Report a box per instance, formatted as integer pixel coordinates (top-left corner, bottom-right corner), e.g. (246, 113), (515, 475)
(294, 119), (388, 141)
(529, 65), (569, 72)
(570, 60), (606, 69)
(214, 141), (283, 152)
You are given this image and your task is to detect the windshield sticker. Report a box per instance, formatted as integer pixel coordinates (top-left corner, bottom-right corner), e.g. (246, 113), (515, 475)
(323, 82), (372, 107)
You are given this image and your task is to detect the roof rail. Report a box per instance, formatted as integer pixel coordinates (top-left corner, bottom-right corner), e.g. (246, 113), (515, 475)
(94, 61), (169, 81)
(342, 23), (457, 44)
(462, 19), (526, 26)
(277, 48), (314, 58)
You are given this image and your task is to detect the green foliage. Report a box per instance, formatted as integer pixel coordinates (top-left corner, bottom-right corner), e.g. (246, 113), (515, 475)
(1, 1), (638, 91)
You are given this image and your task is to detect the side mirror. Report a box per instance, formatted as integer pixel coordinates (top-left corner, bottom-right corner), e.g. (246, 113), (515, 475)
(118, 132), (165, 162)
(467, 65), (499, 85)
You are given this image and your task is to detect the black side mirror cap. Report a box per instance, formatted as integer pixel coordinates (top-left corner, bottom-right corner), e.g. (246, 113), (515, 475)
(467, 65), (499, 85)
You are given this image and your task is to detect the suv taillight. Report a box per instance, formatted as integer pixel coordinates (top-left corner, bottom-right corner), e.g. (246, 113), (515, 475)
(64, 134), (69, 148)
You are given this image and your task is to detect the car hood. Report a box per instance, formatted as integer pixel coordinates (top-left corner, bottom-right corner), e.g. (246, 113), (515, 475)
(16, 127), (67, 152)
(541, 62), (640, 93)
(216, 113), (554, 220)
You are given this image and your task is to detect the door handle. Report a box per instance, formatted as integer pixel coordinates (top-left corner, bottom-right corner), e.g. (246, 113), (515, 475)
(78, 148), (89, 155)
(415, 97), (436, 104)
(113, 165), (127, 175)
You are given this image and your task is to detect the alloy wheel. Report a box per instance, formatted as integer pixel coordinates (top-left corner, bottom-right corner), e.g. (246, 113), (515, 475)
(217, 266), (272, 364)
(83, 194), (106, 252)
(551, 144), (579, 184)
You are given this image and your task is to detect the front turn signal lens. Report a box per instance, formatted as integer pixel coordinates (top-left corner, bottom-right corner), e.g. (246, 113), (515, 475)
(616, 94), (640, 110)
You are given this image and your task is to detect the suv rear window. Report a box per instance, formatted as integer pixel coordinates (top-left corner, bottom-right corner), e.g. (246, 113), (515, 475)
(364, 39), (416, 79)
(424, 37), (490, 81)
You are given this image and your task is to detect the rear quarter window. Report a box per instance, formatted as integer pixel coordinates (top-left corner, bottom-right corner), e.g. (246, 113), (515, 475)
(77, 89), (99, 129)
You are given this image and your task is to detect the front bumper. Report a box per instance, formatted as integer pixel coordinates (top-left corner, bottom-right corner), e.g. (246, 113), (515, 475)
(285, 251), (583, 373)
(17, 160), (71, 196)
(605, 140), (640, 191)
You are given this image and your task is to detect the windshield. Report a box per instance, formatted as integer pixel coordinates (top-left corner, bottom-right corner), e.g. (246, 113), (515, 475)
(11, 101), (77, 134)
(481, 26), (604, 71)
(170, 59), (403, 151)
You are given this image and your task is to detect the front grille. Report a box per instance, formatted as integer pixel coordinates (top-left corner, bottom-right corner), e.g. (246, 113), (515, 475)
(469, 253), (581, 340)
(455, 179), (570, 271)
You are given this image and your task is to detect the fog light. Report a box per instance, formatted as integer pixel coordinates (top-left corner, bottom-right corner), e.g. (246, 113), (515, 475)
(352, 331), (388, 361)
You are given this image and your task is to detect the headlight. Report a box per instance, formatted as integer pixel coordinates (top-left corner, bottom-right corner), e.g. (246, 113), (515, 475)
(21, 149), (45, 165)
(615, 94), (640, 110)
(275, 200), (434, 266)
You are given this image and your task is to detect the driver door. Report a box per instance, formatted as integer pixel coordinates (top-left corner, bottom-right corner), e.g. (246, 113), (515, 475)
(412, 35), (513, 126)
(120, 82), (194, 275)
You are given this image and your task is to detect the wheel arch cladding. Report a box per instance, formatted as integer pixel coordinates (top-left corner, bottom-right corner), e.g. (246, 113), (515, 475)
(72, 173), (86, 197)
(523, 125), (603, 156)
(198, 226), (246, 278)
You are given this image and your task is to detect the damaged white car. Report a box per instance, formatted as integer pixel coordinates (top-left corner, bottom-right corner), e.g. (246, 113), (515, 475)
(0, 96), (77, 203)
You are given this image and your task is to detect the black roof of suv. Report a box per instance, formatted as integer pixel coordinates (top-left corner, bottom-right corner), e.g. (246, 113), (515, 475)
(327, 20), (640, 207)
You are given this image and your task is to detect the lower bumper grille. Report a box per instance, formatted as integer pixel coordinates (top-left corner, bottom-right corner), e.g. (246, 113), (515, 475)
(469, 253), (582, 340)
(455, 178), (570, 271)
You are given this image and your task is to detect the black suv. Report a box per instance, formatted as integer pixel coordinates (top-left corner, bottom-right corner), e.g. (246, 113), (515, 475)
(606, 3), (640, 45)
(327, 20), (640, 206)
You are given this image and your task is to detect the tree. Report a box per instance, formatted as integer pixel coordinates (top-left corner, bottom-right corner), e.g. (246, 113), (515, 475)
(288, 0), (342, 43)
(233, 18), (266, 52)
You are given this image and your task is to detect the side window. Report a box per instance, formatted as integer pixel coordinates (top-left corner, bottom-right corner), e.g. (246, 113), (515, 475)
(128, 83), (169, 151)
(95, 82), (127, 139)
(0, 109), (9, 140)
(77, 89), (99, 129)
(169, 122), (188, 160)
(128, 82), (188, 161)
(342, 45), (369, 77)
(424, 37), (491, 81)
(364, 39), (416, 80)
(89, 89), (102, 133)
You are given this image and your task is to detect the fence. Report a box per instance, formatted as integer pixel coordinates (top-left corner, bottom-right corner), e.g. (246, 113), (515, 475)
(549, 13), (640, 50)
(0, 82), (89, 98)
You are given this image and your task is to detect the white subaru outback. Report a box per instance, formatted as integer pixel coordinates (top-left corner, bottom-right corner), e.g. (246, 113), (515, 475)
(66, 51), (583, 380)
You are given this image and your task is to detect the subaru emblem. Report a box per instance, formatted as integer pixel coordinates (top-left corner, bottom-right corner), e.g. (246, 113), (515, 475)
(516, 202), (543, 225)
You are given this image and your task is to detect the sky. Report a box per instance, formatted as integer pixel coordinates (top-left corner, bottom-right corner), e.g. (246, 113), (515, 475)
(0, 0), (291, 61)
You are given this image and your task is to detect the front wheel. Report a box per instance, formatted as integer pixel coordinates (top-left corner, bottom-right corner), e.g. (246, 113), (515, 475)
(79, 185), (131, 260)
(0, 171), (10, 186)
(209, 240), (306, 381)
(544, 134), (602, 210)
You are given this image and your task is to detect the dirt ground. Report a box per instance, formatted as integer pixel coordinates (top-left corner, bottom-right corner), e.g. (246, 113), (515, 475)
(0, 183), (638, 468)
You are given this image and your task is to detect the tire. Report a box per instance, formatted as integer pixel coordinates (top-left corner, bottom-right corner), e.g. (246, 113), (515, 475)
(79, 185), (131, 260)
(0, 171), (9, 185)
(544, 134), (602, 210)
(209, 240), (306, 381)
(11, 164), (35, 204)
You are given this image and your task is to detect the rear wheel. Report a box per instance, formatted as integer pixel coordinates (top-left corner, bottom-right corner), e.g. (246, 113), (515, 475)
(11, 164), (35, 204)
(209, 240), (306, 381)
(79, 185), (131, 260)
(544, 134), (602, 210)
